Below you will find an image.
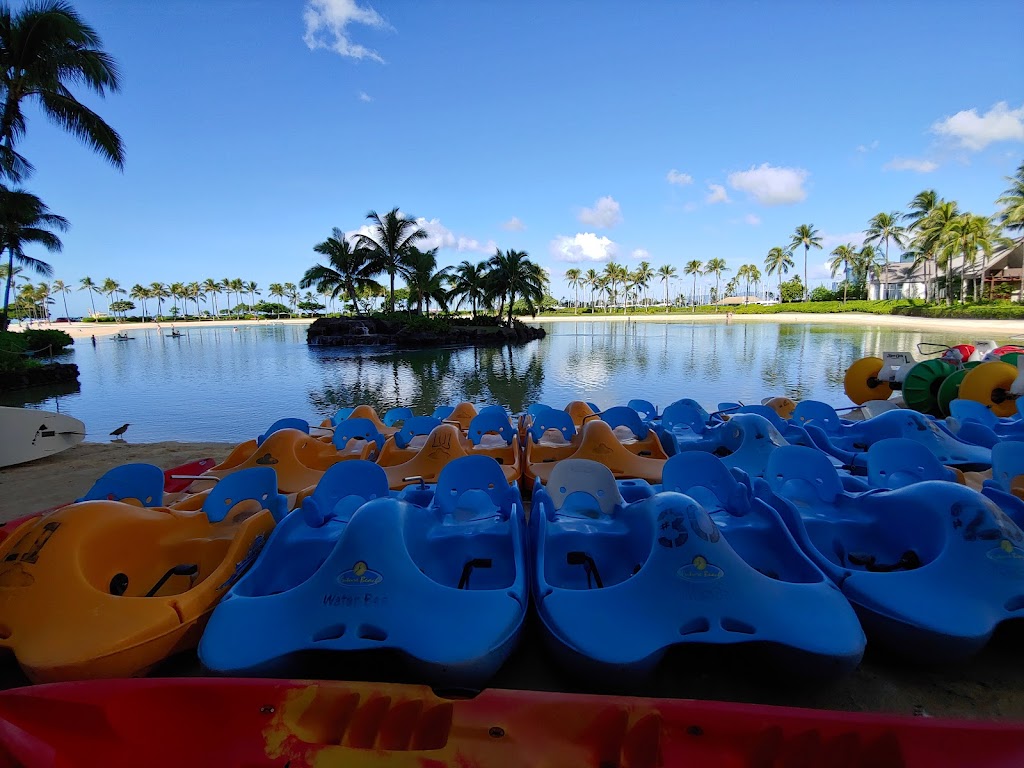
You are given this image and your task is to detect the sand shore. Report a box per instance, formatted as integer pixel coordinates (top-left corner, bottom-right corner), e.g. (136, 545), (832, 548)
(10, 317), (313, 339)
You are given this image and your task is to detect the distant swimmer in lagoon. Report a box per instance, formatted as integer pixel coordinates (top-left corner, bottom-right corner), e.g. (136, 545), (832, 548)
(91, 335), (96, 346)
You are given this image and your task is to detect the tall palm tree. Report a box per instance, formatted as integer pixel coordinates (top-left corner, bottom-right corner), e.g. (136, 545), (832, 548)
(903, 190), (939, 302)
(402, 247), (450, 314)
(301, 228), (380, 315)
(916, 201), (961, 305)
(169, 281), (185, 317)
(738, 264), (759, 304)
(229, 278), (244, 313)
(201, 278), (220, 317)
(487, 248), (545, 325)
(683, 259), (702, 311)
(99, 277), (120, 316)
(634, 261), (654, 309)
(0, 186), (65, 329)
(450, 259), (489, 318)
(937, 214), (1000, 303)
(747, 265), (762, 301)
(130, 284), (149, 321)
(864, 212), (907, 301)
(51, 278), (70, 319)
(149, 281), (168, 319)
(854, 245), (884, 299)
(564, 268), (581, 314)
(827, 244), (856, 303)
(268, 282), (285, 317)
(788, 224), (822, 301)
(996, 162), (1024, 300)
(78, 275), (99, 317)
(354, 207), (427, 312)
(185, 281), (203, 318)
(284, 282), (299, 315)
(656, 264), (676, 311)
(584, 268), (599, 310)
(764, 246), (794, 302)
(703, 258), (728, 311)
(244, 281), (260, 311)
(0, 1), (123, 181)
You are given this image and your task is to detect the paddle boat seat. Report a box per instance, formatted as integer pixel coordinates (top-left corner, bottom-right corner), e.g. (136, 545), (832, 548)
(791, 401), (848, 435)
(257, 418), (309, 446)
(564, 400), (600, 427)
(761, 396), (797, 419)
(627, 398), (658, 421)
(382, 406), (414, 427)
(200, 456), (527, 689)
(653, 401), (713, 455)
(526, 420), (667, 488)
(758, 445), (1024, 662)
(865, 438), (960, 489)
(77, 463), (166, 507)
(948, 399), (1024, 448)
(0, 467), (283, 682)
(467, 406), (516, 449)
(329, 407), (354, 425)
(432, 402), (479, 430)
(803, 409), (992, 472)
(532, 456), (864, 684)
(599, 406), (669, 459)
(980, 442), (1024, 528)
(380, 423), (519, 490)
(331, 417), (386, 460)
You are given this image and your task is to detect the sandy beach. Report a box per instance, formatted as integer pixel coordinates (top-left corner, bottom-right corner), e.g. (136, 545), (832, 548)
(12, 317), (314, 339)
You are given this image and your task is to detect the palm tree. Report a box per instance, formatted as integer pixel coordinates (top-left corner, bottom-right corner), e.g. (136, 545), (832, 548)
(149, 281), (168, 319)
(201, 278), (220, 317)
(903, 190), (939, 302)
(938, 214), (1000, 303)
(703, 258), (728, 311)
(864, 212), (907, 301)
(402, 247), (450, 314)
(284, 282), (299, 315)
(244, 281), (260, 311)
(634, 261), (654, 309)
(130, 284), (149, 321)
(0, 1), (123, 182)
(51, 278), (70, 319)
(584, 268), (599, 310)
(99, 277), (120, 316)
(827, 244), (856, 303)
(184, 281), (203, 318)
(683, 259), (702, 311)
(789, 224), (822, 301)
(78, 275), (99, 317)
(268, 283), (285, 317)
(747, 265), (762, 301)
(300, 228), (380, 315)
(169, 281), (186, 317)
(450, 259), (489, 318)
(996, 162), (1024, 300)
(916, 201), (962, 305)
(354, 207), (427, 312)
(487, 248), (545, 325)
(228, 278), (244, 314)
(738, 264), (759, 304)
(564, 268), (581, 314)
(764, 246), (794, 302)
(656, 264), (676, 311)
(854, 245), (883, 298)
(0, 186), (66, 329)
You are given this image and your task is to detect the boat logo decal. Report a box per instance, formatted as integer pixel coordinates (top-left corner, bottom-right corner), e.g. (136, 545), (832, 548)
(339, 560), (383, 587)
(255, 453), (279, 465)
(987, 539), (1024, 563)
(677, 555), (724, 581)
(31, 424), (56, 445)
(657, 510), (688, 548)
(217, 533), (267, 590)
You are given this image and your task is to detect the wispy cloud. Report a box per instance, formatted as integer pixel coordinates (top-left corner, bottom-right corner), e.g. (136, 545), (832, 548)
(727, 163), (808, 206)
(357, 91), (373, 102)
(550, 233), (618, 263)
(884, 157), (938, 173)
(856, 140), (879, 153)
(744, 213), (761, 226)
(578, 196), (622, 228)
(932, 101), (1024, 151)
(303, 0), (391, 62)
(706, 183), (730, 204)
(630, 248), (650, 260)
(666, 169), (693, 186)
(502, 216), (526, 231)
(346, 216), (494, 254)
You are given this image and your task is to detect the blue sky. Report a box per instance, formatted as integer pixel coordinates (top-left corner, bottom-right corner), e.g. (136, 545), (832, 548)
(17, 0), (1024, 313)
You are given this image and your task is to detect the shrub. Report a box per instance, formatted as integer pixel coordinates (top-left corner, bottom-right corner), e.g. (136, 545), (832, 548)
(22, 328), (73, 352)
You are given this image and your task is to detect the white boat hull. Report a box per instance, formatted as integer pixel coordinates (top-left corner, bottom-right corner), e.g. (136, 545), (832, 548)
(0, 406), (85, 468)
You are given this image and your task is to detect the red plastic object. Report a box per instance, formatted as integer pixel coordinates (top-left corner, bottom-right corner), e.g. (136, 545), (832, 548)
(1, 678), (1022, 768)
(941, 344), (976, 363)
(993, 345), (1024, 357)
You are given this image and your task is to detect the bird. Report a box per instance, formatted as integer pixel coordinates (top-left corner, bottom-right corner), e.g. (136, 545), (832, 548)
(110, 423), (130, 439)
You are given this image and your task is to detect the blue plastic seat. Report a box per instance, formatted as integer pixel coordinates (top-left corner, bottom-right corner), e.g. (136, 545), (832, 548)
(257, 418), (309, 446)
(466, 408), (515, 447)
(332, 417), (385, 452)
(791, 401), (845, 435)
(432, 405), (455, 420)
(981, 442), (1024, 529)
(532, 456), (864, 683)
(627, 399), (658, 421)
(301, 460), (391, 527)
(200, 465), (528, 688)
(526, 403), (554, 418)
(866, 438), (959, 488)
(528, 408), (576, 444)
(949, 400), (1024, 448)
(201, 466), (289, 524)
(760, 444), (1024, 661)
(676, 413), (797, 479)
(434, 455), (522, 522)
(585, 401), (601, 414)
(394, 416), (443, 449)
(77, 463), (165, 506)
(950, 399), (1000, 428)
(655, 401), (712, 455)
(599, 406), (650, 440)
(382, 407), (414, 427)
(329, 407), (354, 426)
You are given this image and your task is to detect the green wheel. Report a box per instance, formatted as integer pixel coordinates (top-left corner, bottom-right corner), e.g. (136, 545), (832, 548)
(1000, 352), (1020, 367)
(936, 362), (980, 417)
(902, 359), (956, 416)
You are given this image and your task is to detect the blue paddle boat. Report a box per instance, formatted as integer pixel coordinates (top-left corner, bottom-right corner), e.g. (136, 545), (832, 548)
(758, 445), (1024, 662)
(199, 455), (528, 689)
(982, 442), (1024, 528)
(948, 399), (1024, 448)
(531, 456), (865, 685)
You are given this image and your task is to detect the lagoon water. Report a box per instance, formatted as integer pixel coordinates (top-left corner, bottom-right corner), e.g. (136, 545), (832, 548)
(3, 320), (1007, 443)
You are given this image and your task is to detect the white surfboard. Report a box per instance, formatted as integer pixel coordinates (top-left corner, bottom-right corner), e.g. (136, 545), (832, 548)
(0, 406), (86, 468)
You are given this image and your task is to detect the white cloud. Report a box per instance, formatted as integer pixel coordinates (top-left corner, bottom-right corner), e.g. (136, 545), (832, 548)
(706, 183), (730, 204)
(347, 216), (494, 254)
(666, 169), (693, 186)
(820, 231), (867, 250)
(502, 216), (526, 231)
(630, 248), (650, 260)
(932, 101), (1024, 151)
(744, 213), (761, 226)
(856, 140), (879, 153)
(884, 157), (938, 173)
(727, 163), (808, 206)
(550, 233), (618, 263)
(682, 202), (698, 213)
(357, 91), (372, 102)
(578, 196), (622, 228)
(303, 0), (390, 62)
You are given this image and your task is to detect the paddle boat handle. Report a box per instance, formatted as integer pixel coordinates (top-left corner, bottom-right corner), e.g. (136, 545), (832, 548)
(402, 476), (428, 490)
(168, 475), (219, 482)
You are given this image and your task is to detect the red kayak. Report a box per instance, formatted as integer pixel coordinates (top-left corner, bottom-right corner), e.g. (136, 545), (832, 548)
(0, 457), (215, 545)
(0, 678), (1021, 767)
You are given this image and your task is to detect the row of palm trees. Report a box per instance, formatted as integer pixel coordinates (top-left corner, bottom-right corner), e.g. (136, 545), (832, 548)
(300, 209), (548, 324)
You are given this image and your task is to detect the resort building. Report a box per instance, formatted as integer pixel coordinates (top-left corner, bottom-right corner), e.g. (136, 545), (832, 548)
(867, 237), (1024, 302)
